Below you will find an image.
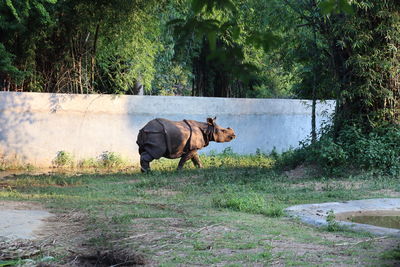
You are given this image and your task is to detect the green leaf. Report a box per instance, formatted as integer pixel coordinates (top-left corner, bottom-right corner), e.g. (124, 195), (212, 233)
(192, 0), (205, 14)
(338, 0), (354, 15)
(319, 0), (354, 15)
(167, 18), (184, 26)
(318, 0), (335, 15)
(5, 0), (20, 21)
(232, 25), (241, 40)
(220, 0), (236, 13)
(33, 2), (50, 20)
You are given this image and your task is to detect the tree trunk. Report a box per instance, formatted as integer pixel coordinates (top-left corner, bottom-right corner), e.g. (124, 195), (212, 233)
(311, 26), (317, 143)
(91, 24), (100, 92)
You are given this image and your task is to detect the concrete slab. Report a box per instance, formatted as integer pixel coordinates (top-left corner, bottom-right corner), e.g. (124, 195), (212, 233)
(0, 202), (53, 241)
(285, 198), (400, 237)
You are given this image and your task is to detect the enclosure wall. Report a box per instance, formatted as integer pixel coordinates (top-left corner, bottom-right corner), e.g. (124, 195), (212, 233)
(0, 92), (335, 167)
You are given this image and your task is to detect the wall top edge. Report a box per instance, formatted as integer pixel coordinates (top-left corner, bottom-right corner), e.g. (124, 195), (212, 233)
(0, 91), (336, 115)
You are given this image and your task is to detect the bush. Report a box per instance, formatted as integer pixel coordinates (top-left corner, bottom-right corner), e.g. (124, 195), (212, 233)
(53, 151), (74, 167)
(274, 148), (307, 170)
(278, 125), (400, 175)
(78, 158), (100, 169)
(310, 136), (348, 168)
(100, 151), (125, 168)
(339, 126), (400, 174)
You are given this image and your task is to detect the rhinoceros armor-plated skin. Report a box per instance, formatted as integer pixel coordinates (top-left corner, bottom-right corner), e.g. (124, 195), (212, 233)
(136, 117), (236, 172)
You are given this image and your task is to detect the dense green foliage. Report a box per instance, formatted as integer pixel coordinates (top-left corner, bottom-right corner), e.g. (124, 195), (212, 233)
(0, 0), (181, 94)
(277, 125), (400, 175)
(0, 0), (350, 98)
(316, 0), (400, 128)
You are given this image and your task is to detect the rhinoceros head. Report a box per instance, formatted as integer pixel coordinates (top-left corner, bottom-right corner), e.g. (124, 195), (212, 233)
(207, 117), (236, 143)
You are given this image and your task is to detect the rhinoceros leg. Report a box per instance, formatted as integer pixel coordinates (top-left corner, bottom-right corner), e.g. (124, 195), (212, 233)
(177, 150), (199, 170)
(140, 152), (154, 172)
(191, 151), (203, 168)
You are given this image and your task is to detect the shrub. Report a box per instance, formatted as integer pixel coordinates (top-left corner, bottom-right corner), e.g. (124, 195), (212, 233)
(339, 126), (400, 174)
(326, 210), (340, 232)
(310, 136), (348, 168)
(100, 151), (125, 168)
(277, 125), (400, 175)
(78, 158), (100, 169)
(274, 148), (307, 170)
(221, 147), (236, 156)
(53, 151), (74, 167)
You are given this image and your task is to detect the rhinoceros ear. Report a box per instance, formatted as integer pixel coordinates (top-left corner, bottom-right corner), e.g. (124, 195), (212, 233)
(207, 117), (216, 126)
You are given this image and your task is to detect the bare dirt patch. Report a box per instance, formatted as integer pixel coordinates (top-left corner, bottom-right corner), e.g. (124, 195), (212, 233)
(270, 234), (399, 266)
(0, 201), (68, 265)
(0, 201), (144, 266)
(374, 189), (400, 197)
(290, 181), (365, 191)
(0, 201), (44, 211)
(284, 164), (320, 179)
(73, 250), (147, 266)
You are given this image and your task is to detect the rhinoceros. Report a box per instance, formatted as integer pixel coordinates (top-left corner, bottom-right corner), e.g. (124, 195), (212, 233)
(136, 117), (236, 172)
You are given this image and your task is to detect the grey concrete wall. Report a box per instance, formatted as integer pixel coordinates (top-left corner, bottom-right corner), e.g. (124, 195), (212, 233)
(0, 92), (335, 167)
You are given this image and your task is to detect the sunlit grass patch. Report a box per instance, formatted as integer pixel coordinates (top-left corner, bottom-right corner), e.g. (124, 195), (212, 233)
(212, 192), (284, 217)
(0, 189), (83, 201)
(200, 153), (275, 169)
(382, 245), (400, 261)
(149, 149), (275, 171)
(4, 175), (85, 187)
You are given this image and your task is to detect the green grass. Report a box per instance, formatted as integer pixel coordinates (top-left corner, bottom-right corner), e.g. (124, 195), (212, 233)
(0, 153), (399, 266)
(382, 245), (400, 261)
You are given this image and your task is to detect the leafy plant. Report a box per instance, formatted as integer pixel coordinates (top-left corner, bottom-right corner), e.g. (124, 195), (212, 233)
(100, 151), (125, 168)
(78, 158), (100, 169)
(53, 151), (74, 168)
(326, 209), (340, 232)
(278, 124), (400, 175)
(221, 147), (236, 156)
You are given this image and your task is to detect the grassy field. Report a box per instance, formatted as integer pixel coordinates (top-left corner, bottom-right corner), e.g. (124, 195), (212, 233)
(1, 153), (400, 266)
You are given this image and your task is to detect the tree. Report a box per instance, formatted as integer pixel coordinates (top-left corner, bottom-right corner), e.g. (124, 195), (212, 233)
(0, 0), (180, 94)
(322, 0), (400, 129)
(0, 0), (57, 90)
(169, 0), (280, 97)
